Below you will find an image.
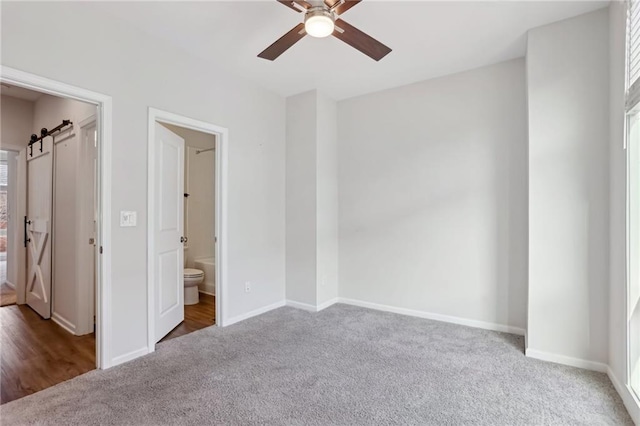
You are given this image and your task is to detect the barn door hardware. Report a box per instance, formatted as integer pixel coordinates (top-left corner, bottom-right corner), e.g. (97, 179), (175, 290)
(28, 119), (73, 157)
(24, 216), (31, 247)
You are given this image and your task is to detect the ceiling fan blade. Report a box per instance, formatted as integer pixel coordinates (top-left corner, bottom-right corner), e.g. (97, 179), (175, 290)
(333, 19), (391, 61)
(258, 23), (307, 61)
(324, 0), (362, 15)
(277, 0), (312, 12)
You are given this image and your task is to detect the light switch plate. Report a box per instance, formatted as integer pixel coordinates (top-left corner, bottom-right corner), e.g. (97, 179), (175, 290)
(120, 211), (137, 227)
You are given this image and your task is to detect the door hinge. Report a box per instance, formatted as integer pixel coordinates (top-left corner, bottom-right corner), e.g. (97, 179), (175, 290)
(100, 246), (103, 254)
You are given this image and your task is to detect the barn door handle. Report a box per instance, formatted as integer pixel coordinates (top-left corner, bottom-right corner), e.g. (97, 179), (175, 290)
(24, 216), (31, 247)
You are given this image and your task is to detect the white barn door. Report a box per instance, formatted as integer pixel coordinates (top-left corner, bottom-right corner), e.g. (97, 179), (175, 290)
(25, 139), (53, 319)
(153, 123), (185, 342)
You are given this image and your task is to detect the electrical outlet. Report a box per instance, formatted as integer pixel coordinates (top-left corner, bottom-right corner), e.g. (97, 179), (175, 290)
(245, 281), (251, 293)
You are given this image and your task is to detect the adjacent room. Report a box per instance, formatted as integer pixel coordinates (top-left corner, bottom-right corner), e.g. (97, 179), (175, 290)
(0, 86), (99, 404)
(0, 0), (639, 424)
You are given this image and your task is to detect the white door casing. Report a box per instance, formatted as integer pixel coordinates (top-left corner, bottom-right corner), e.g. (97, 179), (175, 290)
(26, 138), (53, 319)
(153, 122), (185, 342)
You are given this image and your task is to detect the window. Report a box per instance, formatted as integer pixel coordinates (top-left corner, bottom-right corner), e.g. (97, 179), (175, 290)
(627, 111), (640, 399)
(629, 0), (640, 91)
(627, 1), (640, 401)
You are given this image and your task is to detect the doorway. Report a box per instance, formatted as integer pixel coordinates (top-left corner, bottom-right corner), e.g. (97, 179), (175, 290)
(0, 150), (16, 307)
(0, 66), (113, 402)
(147, 108), (227, 350)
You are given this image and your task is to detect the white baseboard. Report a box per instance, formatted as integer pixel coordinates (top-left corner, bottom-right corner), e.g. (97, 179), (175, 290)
(199, 284), (215, 295)
(317, 298), (339, 312)
(337, 297), (526, 336)
(607, 367), (640, 424)
(51, 312), (77, 335)
(286, 298), (339, 313)
(4, 281), (15, 290)
(111, 347), (150, 367)
(224, 300), (286, 327)
(525, 348), (608, 372)
(286, 299), (317, 312)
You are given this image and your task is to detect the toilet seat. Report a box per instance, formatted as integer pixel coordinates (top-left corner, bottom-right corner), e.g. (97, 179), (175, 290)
(184, 268), (204, 278)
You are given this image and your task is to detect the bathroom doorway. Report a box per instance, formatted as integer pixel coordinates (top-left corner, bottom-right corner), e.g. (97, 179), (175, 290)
(147, 108), (227, 349)
(159, 123), (216, 342)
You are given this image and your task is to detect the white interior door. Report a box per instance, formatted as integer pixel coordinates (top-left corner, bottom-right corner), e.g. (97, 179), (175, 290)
(26, 139), (53, 319)
(74, 118), (98, 336)
(154, 122), (185, 342)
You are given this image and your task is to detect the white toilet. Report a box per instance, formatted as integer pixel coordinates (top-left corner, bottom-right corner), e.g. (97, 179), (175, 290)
(183, 247), (204, 305)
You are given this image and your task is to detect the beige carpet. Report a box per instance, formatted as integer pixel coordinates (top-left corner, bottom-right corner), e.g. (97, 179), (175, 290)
(0, 282), (16, 307)
(0, 304), (633, 425)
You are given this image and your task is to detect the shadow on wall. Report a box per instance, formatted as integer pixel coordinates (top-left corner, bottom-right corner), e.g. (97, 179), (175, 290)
(337, 58), (528, 330)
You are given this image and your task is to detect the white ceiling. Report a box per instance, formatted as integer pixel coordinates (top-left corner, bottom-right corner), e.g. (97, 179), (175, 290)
(0, 84), (42, 102)
(97, 1), (608, 100)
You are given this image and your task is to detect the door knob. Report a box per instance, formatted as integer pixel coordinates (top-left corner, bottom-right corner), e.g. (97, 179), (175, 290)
(180, 236), (188, 243)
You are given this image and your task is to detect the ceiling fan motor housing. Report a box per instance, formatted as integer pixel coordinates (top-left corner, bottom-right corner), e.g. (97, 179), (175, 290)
(304, 7), (336, 38)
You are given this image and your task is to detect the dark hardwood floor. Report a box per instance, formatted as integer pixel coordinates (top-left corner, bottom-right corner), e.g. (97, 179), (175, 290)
(0, 282), (17, 307)
(160, 293), (215, 343)
(0, 293), (214, 404)
(0, 305), (95, 404)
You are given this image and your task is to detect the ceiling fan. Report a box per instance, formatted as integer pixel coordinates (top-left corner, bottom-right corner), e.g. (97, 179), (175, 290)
(258, 0), (392, 61)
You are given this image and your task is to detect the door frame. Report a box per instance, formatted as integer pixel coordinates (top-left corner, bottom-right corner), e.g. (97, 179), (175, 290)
(0, 65), (113, 369)
(147, 107), (228, 351)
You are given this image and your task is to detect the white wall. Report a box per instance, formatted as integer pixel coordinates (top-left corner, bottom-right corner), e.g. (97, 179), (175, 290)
(316, 92), (339, 306)
(338, 58), (528, 330)
(285, 91), (317, 306)
(162, 124), (216, 275)
(609, 0), (627, 389)
(1, 95), (34, 151)
(32, 94), (96, 334)
(33, 94), (96, 134)
(1, 1), (286, 363)
(162, 124), (216, 151)
(285, 90), (339, 308)
(526, 9), (610, 365)
(185, 148), (215, 267)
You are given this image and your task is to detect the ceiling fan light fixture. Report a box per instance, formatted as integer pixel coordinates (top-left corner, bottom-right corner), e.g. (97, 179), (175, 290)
(304, 9), (335, 38)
